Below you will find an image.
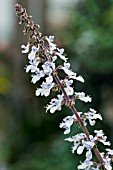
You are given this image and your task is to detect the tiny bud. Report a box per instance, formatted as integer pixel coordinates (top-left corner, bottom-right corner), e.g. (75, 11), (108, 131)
(34, 24), (40, 29)
(27, 16), (32, 20)
(37, 31), (42, 37)
(15, 4), (22, 11)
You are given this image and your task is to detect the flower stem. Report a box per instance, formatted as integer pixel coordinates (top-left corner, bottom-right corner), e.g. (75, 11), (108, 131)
(54, 74), (105, 170)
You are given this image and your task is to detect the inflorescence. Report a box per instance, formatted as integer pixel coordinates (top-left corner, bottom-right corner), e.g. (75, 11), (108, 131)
(15, 4), (113, 170)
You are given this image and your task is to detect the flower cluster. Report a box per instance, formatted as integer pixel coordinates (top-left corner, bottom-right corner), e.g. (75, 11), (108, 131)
(65, 130), (112, 169)
(15, 4), (113, 170)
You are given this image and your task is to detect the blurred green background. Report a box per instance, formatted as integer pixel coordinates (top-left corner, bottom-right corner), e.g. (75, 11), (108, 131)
(0, 0), (113, 169)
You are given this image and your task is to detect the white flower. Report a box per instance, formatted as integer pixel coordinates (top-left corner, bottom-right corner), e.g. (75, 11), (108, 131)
(31, 45), (39, 53)
(104, 156), (112, 170)
(78, 150), (94, 169)
(28, 46), (39, 60)
(65, 133), (86, 154)
(82, 140), (95, 151)
(64, 79), (74, 96)
(46, 36), (56, 54)
(65, 133), (95, 155)
(77, 140), (94, 155)
(46, 94), (64, 113)
(78, 160), (93, 169)
(62, 63), (84, 82)
(25, 59), (40, 73)
(42, 61), (55, 76)
(21, 43), (30, 53)
(94, 130), (104, 137)
(50, 44), (56, 54)
(52, 55), (57, 62)
(84, 108), (102, 126)
(49, 35), (54, 42)
(100, 152), (112, 170)
(25, 54), (40, 73)
(94, 130), (111, 146)
(35, 76), (54, 97)
(77, 145), (100, 170)
(56, 48), (68, 62)
(25, 45), (40, 73)
(75, 92), (92, 103)
(28, 52), (35, 60)
(60, 112), (82, 134)
(57, 48), (64, 54)
(63, 62), (70, 69)
(86, 150), (92, 160)
(31, 69), (45, 84)
(77, 145), (85, 155)
(59, 115), (76, 134)
(106, 149), (113, 155)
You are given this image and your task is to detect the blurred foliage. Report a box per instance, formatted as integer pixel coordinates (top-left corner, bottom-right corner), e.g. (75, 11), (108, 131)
(0, 0), (113, 169)
(66, 0), (113, 73)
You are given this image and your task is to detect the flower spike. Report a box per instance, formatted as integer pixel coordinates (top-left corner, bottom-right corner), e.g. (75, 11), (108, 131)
(15, 4), (113, 170)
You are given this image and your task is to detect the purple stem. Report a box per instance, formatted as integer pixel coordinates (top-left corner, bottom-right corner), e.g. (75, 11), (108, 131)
(53, 74), (105, 170)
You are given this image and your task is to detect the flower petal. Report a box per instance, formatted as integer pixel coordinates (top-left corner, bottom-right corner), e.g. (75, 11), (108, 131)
(77, 146), (84, 155)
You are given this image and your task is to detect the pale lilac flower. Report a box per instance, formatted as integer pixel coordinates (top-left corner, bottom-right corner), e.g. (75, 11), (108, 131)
(86, 150), (92, 160)
(75, 92), (92, 103)
(106, 149), (113, 155)
(25, 62), (37, 73)
(46, 94), (64, 113)
(94, 130), (104, 137)
(62, 63), (84, 82)
(78, 149), (97, 170)
(21, 43), (30, 53)
(65, 132), (95, 155)
(84, 108), (102, 126)
(82, 140), (95, 151)
(78, 158), (93, 169)
(65, 133), (86, 154)
(35, 76), (54, 97)
(28, 46), (39, 60)
(28, 52), (35, 60)
(60, 112), (82, 134)
(64, 79), (74, 96)
(50, 44), (56, 54)
(100, 152), (112, 170)
(77, 140), (94, 155)
(25, 45), (40, 73)
(74, 75), (84, 82)
(49, 35), (54, 42)
(78, 148), (100, 170)
(94, 130), (111, 146)
(31, 69), (45, 84)
(46, 36), (56, 54)
(32, 46), (39, 53)
(63, 62), (70, 70)
(104, 156), (112, 170)
(57, 48), (64, 54)
(59, 115), (76, 134)
(25, 58), (40, 73)
(42, 61), (55, 76)
(56, 48), (68, 62)
(52, 55), (57, 62)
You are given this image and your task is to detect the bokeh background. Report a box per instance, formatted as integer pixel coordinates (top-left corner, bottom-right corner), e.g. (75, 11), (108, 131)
(0, 0), (113, 169)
